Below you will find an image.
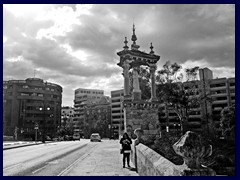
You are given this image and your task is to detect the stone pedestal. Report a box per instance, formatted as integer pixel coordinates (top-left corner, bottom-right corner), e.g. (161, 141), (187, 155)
(123, 100), (160, 143)
(173, 131), (216, 176)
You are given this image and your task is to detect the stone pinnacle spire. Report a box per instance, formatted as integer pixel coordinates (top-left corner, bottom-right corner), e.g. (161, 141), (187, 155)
(131, 23), (140, 50)
(131, 23), (137, 43)
(123, 37), (129, 50)
(150, 42), (154, 55)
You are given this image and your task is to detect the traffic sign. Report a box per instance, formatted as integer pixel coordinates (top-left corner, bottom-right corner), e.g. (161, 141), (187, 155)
(35, 123), (39, 130)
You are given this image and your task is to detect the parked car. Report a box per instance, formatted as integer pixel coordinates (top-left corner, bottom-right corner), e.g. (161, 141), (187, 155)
(58, 136), (64, 141)
(90, 133), (101, 142)
(109, 136), (115, 140)
(68, 135), (73, 141)
(73, 133), (80, 141)
(52, 137), (58, 141)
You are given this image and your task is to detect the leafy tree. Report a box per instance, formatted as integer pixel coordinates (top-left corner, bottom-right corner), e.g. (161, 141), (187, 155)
(155, 61), (212, 135)
(220, 105), (235, 139)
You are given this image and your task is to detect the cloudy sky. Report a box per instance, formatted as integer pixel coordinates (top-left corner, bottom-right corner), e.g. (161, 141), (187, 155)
(3, 4), (235, 106)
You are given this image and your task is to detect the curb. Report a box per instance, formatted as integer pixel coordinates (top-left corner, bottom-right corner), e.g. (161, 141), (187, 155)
(3, 141), (58, 150)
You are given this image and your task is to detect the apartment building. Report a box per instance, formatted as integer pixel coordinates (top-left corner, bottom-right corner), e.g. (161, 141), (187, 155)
(3, 78), (62, 139)
(73, 88), (104, 136)
(159, 68), (235, 136)
(61, 106), (75, 129)
(82, 96), (111, 138)
(111, 89), (124, 138)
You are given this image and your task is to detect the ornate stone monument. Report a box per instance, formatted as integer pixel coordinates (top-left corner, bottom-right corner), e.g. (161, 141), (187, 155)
(173, 131), (216, 176)
(117, 24), (161, 140)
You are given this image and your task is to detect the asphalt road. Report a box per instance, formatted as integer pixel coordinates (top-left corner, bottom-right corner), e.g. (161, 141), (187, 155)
(3, 139), (138, 176)
(3, 139), (92, 176)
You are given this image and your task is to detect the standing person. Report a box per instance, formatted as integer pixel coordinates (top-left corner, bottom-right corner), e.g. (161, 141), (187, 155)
(120, 132), (132, 168)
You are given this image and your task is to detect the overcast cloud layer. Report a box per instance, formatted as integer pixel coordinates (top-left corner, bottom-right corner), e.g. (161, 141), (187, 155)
(3, 4), (235, 106)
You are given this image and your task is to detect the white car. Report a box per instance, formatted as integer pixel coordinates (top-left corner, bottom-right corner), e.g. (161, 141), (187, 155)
(73, 134), (80, 141)
(90, 133), (101, 142)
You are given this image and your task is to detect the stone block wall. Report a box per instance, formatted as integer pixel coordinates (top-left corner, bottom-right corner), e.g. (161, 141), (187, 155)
(123, 101), (161, 140)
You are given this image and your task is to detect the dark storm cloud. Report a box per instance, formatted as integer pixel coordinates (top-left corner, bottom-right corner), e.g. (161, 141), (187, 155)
(57, 4), (234, 69)
(3, 4), (235, 106)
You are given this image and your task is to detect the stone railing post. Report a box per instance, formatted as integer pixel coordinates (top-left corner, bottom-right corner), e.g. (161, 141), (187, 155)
(173, 131), (216, 176)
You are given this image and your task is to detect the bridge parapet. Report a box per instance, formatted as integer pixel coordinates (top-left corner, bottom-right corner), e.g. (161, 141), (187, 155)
(131, 130), (216, 176)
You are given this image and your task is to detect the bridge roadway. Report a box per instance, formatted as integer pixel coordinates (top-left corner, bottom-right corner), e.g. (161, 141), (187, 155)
(3, 139), (138, 176)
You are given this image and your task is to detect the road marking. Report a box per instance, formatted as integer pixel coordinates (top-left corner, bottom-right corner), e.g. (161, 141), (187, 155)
(57, 144), (97, 176)
(32, 165), (48, 174)
(3, 163), (22, 170)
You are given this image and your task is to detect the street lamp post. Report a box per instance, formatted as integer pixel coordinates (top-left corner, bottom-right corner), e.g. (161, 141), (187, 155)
(35, 122), (38, 143)
(39, 106), (50, 143)
(108, 124), (111, 139)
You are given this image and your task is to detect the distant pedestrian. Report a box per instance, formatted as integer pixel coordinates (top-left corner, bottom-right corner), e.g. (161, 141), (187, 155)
(120, 132), (132, 168)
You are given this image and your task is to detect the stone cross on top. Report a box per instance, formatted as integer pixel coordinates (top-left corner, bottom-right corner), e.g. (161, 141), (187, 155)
(117, 24), (160, 102)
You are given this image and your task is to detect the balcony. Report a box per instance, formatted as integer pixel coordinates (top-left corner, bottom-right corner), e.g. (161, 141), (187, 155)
(212, 100), (228, 105)
(210, 86), (227, 91)
(189, 114), (201, 118)
(211, 93), (227, 97)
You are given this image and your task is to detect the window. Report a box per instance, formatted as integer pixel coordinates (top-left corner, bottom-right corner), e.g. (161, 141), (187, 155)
(169, 113), (177, 116)
(23, 85), (29, 89)
(112, 99), (120, 103)
(112, 115), (121, 119)
(112, 104), (121, 108)
(38, 94), (43, 97)
(51, 89), (54, 92)
(216, 97), (227, 101)
(210, 83), (226, 88)
(211, 90), (226, 94)
(230, 82), (235, 86)
(112, 94), (120, 98)
(112, 110), (121, 113)
(3, 86), (7, 89)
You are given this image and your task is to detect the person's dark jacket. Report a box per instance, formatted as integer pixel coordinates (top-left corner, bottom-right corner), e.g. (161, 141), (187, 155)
(120, 137), (132, 151)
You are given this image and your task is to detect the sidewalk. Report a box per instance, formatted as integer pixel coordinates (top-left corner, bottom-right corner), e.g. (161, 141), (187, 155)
(3, 141), (53, 150)
(62, 140), (139, 176)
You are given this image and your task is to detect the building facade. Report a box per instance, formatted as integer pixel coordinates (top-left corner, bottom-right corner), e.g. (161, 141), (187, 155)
(61, 106), (75, 132)
(111, 89), (124, 138)
(3, 78), (62, 140)
(159, 68), (235, 136)
(73, 88), (104, 136)
(82, 96), (111, 138)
